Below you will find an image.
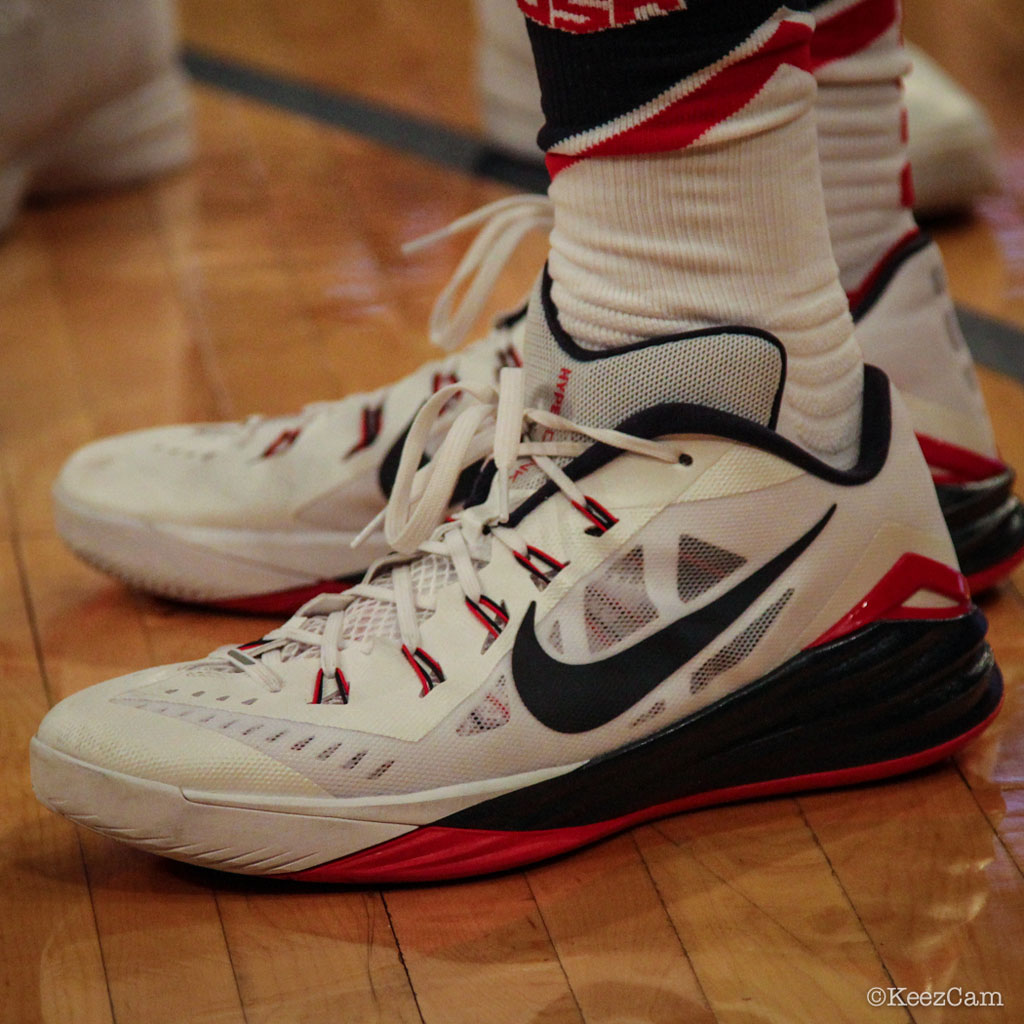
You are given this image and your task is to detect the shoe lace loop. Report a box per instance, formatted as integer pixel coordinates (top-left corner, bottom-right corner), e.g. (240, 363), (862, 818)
(404, 194), (554, 353)
(217, 368), (682, 695)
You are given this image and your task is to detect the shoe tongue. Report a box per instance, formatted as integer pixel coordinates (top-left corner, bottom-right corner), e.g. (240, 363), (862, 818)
(524, 269), (786, 433)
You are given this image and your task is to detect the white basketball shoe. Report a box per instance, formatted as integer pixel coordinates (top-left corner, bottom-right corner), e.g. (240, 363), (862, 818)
(52, 197), (549, 612)
(0, 0), (193, 233)
(53, 198), (1024, 609)
(32, 273), (1002, 883)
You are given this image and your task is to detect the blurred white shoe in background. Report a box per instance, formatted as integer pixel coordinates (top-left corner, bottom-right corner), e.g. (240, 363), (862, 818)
(0, 0), (193, 233)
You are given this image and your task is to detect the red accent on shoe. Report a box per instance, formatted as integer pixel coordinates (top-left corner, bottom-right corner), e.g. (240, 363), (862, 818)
(466, 599), (501, 637)
(917, 433), (1008, 485)
(345, 405), (384, 458)
(402, 645), (431, 696)
(403, 646), (444, 695)
(211, 578), (355, 616)
(497, 345), (523, 369)
(334, 668), (351, 703)
(809, 0), (898, 71)
(466, 596), (508, 637)
(514, 545), (567, 582)
(966, 547), (1024, 594)
(545, 19), (812, 178)
(845, 227), (921, 314)
(311, 669), (325, 705)
(809, 553), (970, 649)
(261, 429), (301, 459)
(572, 496), (618, 533)
(280, 701), (999, 885)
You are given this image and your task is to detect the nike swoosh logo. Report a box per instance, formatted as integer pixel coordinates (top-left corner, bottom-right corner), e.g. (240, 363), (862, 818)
(512, 505), (836, 733)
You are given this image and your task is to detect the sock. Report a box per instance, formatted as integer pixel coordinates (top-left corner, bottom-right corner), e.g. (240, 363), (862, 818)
(810, 0), (919, 299)
(811, 0), (997, 459)
(518, 0), (863, 468)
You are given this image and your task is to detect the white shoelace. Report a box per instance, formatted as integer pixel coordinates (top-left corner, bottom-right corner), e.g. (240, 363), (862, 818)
(227, 194), (554, 451)
(404, 194), (554, 353)
(216, 367), (683, 697)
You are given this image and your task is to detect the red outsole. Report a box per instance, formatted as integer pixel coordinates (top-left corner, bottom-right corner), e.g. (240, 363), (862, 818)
(280, 698), (1002, 886)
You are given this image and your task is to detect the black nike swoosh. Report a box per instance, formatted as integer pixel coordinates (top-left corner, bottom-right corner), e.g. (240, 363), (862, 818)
(512, 505), (836, 734)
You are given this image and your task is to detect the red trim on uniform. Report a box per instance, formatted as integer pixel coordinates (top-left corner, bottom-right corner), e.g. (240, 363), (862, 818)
(212, 577), (356, 616)
(917, 433), (1008, 486)
(281, 702), (999, 885)
(845, 227), (921, 314)
(809, 0), (899, 71)
(519, 0), (686, 35)
(546, 19), (812, 178)
(809, 553), (970, 649)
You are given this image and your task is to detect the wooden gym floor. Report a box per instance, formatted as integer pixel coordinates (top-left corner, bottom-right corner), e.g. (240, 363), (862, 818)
(2, 1), (1024, 1021)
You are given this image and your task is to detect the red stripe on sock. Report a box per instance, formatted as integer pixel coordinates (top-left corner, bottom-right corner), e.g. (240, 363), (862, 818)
(546, 19), (812, 178)
(900, 161), (916, 209)
(810, 0), (899, 70)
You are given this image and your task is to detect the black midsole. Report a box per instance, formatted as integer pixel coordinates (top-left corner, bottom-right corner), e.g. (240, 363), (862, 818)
(937, 471), (1024, 578)
(440, 611), (1000, 832)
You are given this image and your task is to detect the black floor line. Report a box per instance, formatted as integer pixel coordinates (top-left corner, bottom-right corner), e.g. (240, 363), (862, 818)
(182, 49), (549, 194)
(182, 48), (1024, 386)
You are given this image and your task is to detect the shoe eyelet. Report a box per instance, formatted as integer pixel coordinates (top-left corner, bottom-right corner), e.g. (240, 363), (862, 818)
(572, 496), (617, 536)
(678, 453), (693, 467)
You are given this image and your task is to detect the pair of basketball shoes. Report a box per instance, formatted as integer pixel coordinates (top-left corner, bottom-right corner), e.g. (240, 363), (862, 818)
(32, 175), (1019, 882)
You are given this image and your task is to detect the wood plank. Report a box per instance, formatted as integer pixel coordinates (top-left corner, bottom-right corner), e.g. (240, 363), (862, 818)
(214, 885), (423, 1024)
(179, 0), (480, 134)
(0, 539), (112, 1024)
(636, 800), (909, 1024)
(383, 874), (584, 1024)
(800, 771), (1024, 1022)
(526, 835), (715, 1024)
(20, 534), (249, 1024)
(0, 218), (95, 537)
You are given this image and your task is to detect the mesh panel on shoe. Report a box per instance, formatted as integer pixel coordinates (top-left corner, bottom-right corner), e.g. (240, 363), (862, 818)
(583, 546), (657, 654)
(547, 619), (564, 654)
(115, 697), (399, 786)
(630, 699), (667, 728)
(676, 536), (746, 603)
(690, 589), (794, 694)
(523, 277), (785, 434)
(337, 553), (460, 647)
(456, 677), (511, 736)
